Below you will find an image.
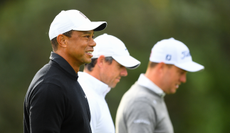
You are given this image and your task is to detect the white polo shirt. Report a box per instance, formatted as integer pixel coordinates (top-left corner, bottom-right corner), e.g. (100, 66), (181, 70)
(78, 72), (115, 133)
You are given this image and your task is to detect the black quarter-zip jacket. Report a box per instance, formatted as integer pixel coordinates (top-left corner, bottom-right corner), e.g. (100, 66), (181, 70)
(23, 52), (91, 133)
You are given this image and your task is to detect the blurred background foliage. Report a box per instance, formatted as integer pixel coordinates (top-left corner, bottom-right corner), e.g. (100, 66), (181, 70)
(0, 0), (229, 133)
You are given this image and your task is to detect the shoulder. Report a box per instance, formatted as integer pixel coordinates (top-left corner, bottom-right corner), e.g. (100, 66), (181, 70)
(120, 83), (162, 114)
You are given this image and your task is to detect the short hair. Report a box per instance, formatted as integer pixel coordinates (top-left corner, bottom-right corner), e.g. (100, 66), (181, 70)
(85, 57), (113, 71)
(50, 30), (73, 51)
(149, 62), (158, 68)
(148, 61), (173, 68)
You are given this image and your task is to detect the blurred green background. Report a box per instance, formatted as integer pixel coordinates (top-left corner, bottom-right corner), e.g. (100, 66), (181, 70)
(0, 0), (229, 133)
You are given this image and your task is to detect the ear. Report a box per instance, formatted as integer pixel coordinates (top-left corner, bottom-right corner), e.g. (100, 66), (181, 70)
(56, 34), (67, 48)
(97, 55), (106, 68)
(157, 62), (167, 72)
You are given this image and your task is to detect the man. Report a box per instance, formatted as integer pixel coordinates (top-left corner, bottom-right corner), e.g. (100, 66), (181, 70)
(23, 9), (107, 133)
(78, 33), (141, 133)
(115, 38), (204, 133)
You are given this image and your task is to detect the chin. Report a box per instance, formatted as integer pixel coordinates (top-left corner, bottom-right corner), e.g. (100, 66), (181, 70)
(171, 90), (177, 94)
(84, 58), (92, 64)
(110, 84), (117, 88)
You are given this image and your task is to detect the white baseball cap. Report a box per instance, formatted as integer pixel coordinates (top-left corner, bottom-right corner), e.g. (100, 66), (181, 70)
(48, 9), (107, 40)
(93, 33), (141, 69)
(149, 38), (204, 72)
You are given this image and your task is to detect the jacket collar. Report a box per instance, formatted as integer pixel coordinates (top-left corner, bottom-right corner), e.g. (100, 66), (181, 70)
(49, 52), (78, 80)
(78, 72), (111, 98)
(137, 73), (165, 97)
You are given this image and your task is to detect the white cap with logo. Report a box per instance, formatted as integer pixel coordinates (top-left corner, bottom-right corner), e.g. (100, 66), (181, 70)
(149, 38), (204, 72)
(93, 33), (141, 69)
(49, 9), (107, 40)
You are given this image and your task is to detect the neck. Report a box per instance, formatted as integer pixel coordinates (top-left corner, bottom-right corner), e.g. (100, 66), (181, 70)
(84, 68), (97, 78)
(83, 67), (102, 81)
(145, 67), (162, 89)
(55, 51), (80, 73)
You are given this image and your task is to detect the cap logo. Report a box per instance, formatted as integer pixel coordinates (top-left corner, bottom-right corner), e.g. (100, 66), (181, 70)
(79, 11), (88, 20)
(181, 51), (190, 59)
(166, 54), (172, 61)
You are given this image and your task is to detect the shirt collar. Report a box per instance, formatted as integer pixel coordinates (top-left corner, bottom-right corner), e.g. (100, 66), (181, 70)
(78, 72), (111, 98)
(137, 73), (165, 97)
(49, 52), (78, 80)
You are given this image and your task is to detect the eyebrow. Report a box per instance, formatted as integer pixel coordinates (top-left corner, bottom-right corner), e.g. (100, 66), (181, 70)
(176, 67), (187, 73)
(81, 31), (94, 34)
(179, 69), (187, 73)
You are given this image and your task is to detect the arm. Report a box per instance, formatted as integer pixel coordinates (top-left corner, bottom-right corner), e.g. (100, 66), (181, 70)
(125, 101), (156, 133)
(87, 93), (98, 133)
(29, 83), (65, 133)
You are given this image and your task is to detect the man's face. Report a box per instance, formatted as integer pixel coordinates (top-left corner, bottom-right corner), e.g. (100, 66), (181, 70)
(100, 59), (128, 88)
(65, 30), (95, 65)
(162, 65), (187, 94)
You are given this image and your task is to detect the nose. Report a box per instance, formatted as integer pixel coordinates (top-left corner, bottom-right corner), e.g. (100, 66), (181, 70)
(180, 73), (187, 83)
(90, 38), (96, 47)
(121, 67), (128, 77)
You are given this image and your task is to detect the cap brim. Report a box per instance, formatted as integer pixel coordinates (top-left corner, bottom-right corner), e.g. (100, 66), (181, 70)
(113, 56), (141, 69)
(175, 61), (204, 72)
(74, 21), (107, 31)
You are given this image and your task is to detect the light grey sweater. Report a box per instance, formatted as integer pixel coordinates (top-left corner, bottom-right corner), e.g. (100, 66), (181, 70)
(116, 81), (174, 133)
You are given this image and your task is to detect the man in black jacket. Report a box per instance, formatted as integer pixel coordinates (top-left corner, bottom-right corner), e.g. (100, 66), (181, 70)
(23, 9), (107, 133)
